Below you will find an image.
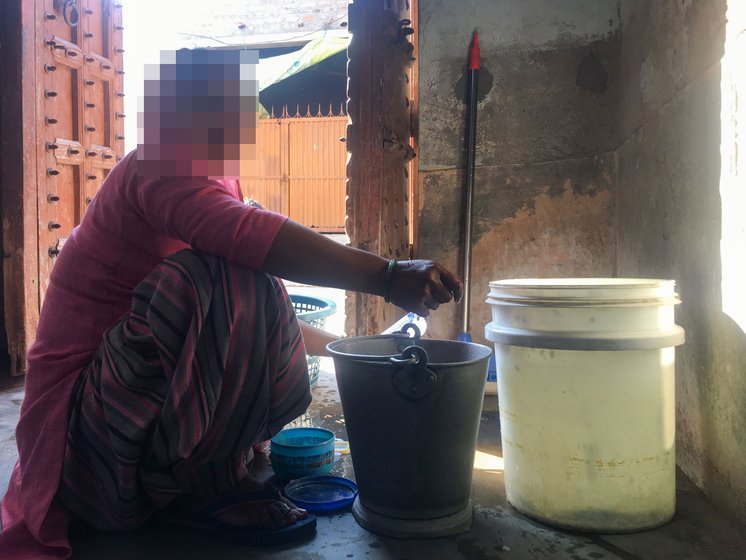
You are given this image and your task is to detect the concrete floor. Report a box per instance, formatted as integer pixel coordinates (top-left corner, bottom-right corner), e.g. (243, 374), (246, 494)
(1, 285), (745, 559)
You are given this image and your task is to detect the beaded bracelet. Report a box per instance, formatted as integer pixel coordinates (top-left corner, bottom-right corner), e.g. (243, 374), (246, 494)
(383, 259), (398, 303)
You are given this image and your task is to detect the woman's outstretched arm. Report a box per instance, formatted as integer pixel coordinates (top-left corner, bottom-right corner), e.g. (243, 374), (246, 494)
(298, 321), (339, 356)
(263, 219), (463, 317)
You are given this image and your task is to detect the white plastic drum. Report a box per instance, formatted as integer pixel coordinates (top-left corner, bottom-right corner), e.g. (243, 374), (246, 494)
(484, 278), (685, 532)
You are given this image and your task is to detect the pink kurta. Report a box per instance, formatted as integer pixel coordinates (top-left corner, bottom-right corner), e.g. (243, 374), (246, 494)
(0, 151), (288, 559)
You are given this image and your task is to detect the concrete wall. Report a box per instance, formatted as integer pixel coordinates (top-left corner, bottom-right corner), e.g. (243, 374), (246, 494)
(181, 0), (348, 45)
(617, 0), (746, 523)
(418, 0), (621, 341)
(417, 0), (746, 526)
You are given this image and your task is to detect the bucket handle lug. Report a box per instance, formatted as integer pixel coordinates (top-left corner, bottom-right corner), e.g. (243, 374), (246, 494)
(395, 322), (421, 341)
(391, 346), (437, 400)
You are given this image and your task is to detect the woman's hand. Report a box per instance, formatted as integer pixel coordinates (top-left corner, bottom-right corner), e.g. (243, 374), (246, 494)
(387, 260), (463, 317)
(263, 220), (463, 316)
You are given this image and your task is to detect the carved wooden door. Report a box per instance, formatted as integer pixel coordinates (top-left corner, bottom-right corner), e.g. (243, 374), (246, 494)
(39, 0), (125, 301)
(0, 0), (124, 374)
(346, 0), (418, 335)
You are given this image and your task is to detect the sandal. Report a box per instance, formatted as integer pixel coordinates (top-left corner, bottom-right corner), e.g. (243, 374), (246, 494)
(157, 486), (317, 546)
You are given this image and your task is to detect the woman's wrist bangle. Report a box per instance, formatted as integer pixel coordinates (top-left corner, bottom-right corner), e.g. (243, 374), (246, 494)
(383, 259), (398, 303)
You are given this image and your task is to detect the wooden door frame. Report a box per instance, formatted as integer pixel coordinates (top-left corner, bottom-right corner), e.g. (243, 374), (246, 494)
(345, 0), (418, 336)
(1, 0), (41, 376)
(0, 0), (124, 375)
(408, 0), (419, 257)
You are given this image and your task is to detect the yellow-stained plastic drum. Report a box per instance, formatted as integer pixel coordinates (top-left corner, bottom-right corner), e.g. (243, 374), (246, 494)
(485, 278), (685, 532)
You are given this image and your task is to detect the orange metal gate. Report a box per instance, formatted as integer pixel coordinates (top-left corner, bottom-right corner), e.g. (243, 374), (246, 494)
(244, 109), (347, 232)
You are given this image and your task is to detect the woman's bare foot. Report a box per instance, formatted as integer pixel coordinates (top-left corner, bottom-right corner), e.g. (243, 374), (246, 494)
(213, 494), (307, 528)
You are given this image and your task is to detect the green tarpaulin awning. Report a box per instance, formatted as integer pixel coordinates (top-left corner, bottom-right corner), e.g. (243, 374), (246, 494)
(258, 36), (348, 92)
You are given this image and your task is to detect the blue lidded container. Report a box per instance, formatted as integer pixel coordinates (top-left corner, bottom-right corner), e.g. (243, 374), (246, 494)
(270, 427), (335, 479)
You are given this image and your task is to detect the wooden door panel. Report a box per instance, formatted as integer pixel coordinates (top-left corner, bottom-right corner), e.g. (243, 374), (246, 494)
(86, 78), (109, 146)
(50, 141), (85, 241)
(43, 1), (77, 44)
(39, 0), (123, 286)
(39, 161), (81, 300)
(49, 68), (78, 140)
(0, 0), (126, 373)
(86, 162), (114, 209)
(82, 0), (110, 58)
(48, 39), (82, 141)
(40, 10), (84, 302)
(51, 164), (81, 231)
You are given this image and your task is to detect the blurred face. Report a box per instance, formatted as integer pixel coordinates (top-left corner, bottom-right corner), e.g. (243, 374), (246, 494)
(137, 48), (258, 179)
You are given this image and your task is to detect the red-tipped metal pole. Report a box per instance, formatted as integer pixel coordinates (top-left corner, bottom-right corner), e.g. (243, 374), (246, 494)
(459, 31), (480, 341)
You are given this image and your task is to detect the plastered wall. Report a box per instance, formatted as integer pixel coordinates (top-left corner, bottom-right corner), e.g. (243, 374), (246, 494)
(417, 0), (621, 342)
(616, 0), (746, 524)
(417, 0), (745, 526)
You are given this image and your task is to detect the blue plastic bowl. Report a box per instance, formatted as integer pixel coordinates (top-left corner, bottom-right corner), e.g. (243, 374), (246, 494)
(271, 427), (336, 479)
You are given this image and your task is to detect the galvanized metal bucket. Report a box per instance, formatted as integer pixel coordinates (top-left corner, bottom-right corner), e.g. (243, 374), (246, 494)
(328, 325), (492, 538)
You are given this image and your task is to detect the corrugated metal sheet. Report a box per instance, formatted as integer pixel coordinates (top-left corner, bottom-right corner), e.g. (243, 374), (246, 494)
(244, 119), (288, 216)
(288, 117), (347, 230)
(244, 114), (347, 231)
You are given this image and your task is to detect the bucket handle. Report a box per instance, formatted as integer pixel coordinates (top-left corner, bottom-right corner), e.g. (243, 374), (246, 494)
(390, 346), (437, 400)
(394, 322), (421, 341)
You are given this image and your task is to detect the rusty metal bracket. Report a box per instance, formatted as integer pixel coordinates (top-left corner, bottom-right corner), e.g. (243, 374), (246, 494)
(383, 131), (417, 162)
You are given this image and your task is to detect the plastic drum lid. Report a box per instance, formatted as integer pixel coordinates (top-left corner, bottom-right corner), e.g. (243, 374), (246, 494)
(284, 476), (358, 513)
(486, 278), (680, 305)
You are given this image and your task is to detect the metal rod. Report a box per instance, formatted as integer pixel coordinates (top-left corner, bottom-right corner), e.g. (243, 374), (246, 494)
(462, 32), (480, 335)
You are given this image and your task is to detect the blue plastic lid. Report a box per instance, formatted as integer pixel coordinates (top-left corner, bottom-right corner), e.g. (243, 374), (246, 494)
(283, 475), (358, 513)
